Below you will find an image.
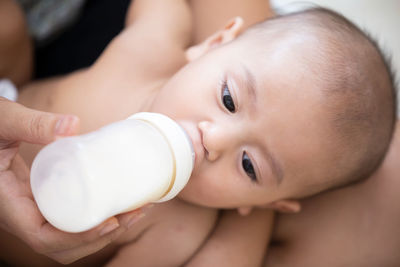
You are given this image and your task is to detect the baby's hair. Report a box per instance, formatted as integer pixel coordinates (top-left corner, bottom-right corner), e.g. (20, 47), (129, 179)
(312, 8), (398, 193)
(243, 8), (397, 196)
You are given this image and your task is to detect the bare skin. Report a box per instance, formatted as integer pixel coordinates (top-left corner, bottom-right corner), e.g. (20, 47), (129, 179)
(183, 4), (400, 266)
(264, 122), (400, 267)
(7, 1), (395, 266)
(0, 0), (33, 86)
(3, 1), (210, 266)
(168, 3), (400, 266)
(1, 1), (273, 266)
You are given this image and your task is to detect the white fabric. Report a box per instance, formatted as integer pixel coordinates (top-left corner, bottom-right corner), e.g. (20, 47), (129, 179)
(0, 79), (18, 102)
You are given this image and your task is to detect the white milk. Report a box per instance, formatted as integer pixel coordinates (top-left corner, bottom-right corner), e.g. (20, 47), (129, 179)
(31, 112), (194, 233)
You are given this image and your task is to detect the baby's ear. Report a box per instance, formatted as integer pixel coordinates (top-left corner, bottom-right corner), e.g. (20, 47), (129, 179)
(263, 200), (301, 213)
(186, 17), (244, 61)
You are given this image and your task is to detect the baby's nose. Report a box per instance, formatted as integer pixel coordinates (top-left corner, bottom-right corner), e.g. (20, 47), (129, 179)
(198, 120), (232, 162)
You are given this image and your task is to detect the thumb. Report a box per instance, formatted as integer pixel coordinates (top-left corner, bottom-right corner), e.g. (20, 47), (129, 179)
(0, 97), (79, 144)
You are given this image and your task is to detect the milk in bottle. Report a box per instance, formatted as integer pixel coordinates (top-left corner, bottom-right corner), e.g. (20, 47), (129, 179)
(30, 112), (194, 233)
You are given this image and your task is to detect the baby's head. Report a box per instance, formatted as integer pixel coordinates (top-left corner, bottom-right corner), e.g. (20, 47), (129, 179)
(149, 8), (397, 213)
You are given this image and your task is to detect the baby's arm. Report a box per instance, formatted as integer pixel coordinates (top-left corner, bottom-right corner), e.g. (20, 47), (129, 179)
(95, 0), (192, 82)
(125, 0), (191, 42)
(185, 209), (274, 267)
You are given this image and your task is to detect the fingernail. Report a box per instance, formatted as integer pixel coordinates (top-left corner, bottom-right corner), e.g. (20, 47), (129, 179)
(99, 221), (119, 236)
(55, 115), (78, 136)
(127, 213), (145, 229)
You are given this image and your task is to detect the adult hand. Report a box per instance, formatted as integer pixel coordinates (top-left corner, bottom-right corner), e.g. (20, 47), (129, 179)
(0, 97), (144, 264)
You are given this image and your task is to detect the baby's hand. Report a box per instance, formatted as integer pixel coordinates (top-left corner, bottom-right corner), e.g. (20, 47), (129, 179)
(0, 98), (145, 264)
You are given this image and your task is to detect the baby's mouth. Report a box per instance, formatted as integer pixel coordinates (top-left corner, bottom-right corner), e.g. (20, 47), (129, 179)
(177, 121), (205, 172)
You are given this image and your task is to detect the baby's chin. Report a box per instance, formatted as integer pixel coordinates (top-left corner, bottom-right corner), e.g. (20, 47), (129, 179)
(176, 184), (236, 209)
(176, 185), (210, 207)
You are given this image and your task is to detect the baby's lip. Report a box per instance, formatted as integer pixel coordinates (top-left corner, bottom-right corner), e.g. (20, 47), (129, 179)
(177, 121), (204, 171)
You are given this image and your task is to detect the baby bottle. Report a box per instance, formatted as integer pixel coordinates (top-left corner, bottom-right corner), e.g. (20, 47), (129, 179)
(30, 112), (194, 233)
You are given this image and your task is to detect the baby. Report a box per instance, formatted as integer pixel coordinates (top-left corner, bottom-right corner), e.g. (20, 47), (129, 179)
(3, 0), (396, 266)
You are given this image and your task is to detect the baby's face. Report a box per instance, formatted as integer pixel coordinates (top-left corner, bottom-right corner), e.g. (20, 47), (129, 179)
(149, 36), (337, 209)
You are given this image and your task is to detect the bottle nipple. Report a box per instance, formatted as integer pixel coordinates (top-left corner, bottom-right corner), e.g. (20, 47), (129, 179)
(129, 112), (195, 202)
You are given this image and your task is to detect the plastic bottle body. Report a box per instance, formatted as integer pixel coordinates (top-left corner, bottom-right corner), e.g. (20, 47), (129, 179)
(31, 113), (194, 233)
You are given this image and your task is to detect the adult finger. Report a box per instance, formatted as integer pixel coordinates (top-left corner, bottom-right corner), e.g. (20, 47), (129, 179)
(0, 97), (79, 144)
(48, 209), (149, 264)
(0, 166), (137, 264)
(30, 210), (143, 252)
(47, 223), (130, 264)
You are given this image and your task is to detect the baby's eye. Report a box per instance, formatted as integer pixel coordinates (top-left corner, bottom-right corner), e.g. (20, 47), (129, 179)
(242, 152), (257, 182)
(221, 81), (236, 113)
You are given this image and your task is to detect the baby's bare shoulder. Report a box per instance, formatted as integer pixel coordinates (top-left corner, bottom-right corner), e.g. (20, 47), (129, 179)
(107, 199), (218, 267)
